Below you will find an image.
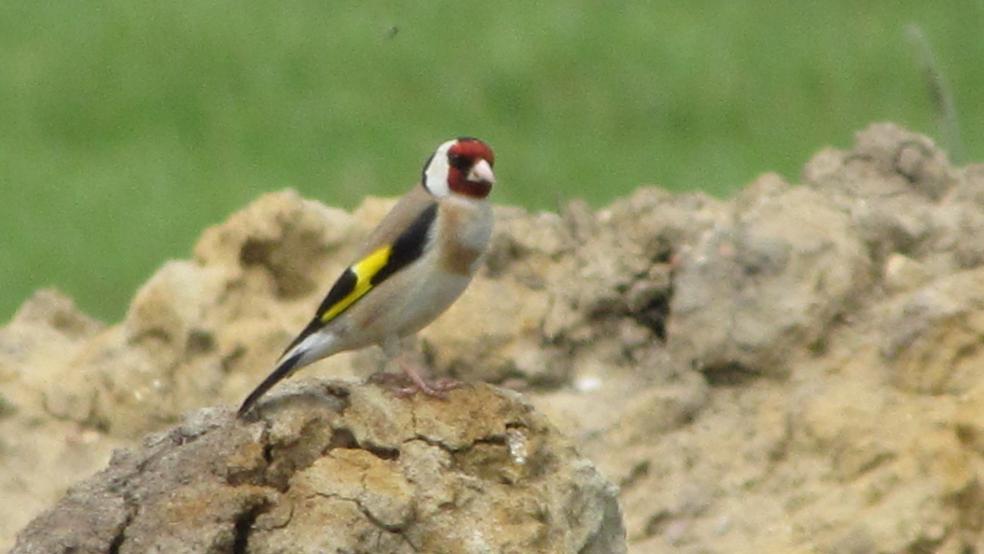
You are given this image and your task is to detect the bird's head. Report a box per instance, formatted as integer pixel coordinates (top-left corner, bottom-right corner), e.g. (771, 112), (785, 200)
(422, 137), (496, 200)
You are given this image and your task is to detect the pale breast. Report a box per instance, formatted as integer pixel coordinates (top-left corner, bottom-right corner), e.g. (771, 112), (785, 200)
(437, 197), (493, 276)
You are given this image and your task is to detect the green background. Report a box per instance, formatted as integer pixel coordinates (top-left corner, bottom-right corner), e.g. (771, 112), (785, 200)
(1, 1), (981, 323)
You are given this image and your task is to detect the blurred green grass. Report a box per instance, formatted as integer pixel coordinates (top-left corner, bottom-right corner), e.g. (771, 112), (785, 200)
(1, 1), (982, 323)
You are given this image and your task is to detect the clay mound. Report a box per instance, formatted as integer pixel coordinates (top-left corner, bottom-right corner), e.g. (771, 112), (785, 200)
(12, 381), (624, 554)
(2, 122), (984, 552)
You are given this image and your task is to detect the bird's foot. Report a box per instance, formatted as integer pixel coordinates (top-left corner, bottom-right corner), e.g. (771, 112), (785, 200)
(398, 377), (462, 398)
(368, 372), (461, 399)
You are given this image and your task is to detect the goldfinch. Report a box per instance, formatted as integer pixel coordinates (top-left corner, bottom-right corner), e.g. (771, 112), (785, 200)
(238, 137), (496, 417)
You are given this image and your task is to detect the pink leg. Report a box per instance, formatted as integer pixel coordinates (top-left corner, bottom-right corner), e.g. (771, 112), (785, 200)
(371, 337), (461, 398)
(394, 357), (461, 398)
(368, 356), (460, 398)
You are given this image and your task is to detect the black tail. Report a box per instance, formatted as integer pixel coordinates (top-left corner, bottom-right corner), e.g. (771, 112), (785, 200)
(237, 352), (304, 418)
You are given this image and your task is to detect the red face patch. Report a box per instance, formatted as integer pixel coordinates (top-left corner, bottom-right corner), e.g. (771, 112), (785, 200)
(448, 138), (495, 168)
(447, 138), (495, 198)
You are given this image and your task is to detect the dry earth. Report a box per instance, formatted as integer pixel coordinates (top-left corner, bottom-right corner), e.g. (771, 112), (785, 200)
(12, 381), (623, 553)
(2, 123), (984, 552)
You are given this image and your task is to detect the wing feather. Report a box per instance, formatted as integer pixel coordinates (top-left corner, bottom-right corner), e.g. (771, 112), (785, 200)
(320, 245), (391, 323)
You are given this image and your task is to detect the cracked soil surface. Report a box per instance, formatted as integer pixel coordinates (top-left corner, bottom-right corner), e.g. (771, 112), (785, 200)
(11, 381), (624, 553)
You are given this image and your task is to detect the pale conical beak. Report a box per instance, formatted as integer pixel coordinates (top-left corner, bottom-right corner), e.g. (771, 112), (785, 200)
(467, 159), (496, 186)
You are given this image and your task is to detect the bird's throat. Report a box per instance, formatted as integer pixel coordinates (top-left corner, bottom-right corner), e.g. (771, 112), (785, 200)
(449, 179), (492, 199)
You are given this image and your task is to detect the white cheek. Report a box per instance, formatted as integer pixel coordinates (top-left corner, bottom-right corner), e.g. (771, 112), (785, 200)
(424, 140), (455, 197)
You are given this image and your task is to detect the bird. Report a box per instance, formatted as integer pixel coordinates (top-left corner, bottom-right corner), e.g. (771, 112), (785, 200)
(237, 137), (496, 417)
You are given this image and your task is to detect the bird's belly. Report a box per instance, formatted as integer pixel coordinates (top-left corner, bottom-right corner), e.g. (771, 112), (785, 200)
(393, 270), (471, 336)
(341, 263), (471, 348)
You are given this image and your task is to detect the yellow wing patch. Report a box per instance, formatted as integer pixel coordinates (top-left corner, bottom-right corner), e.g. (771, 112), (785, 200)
(319, 245), (392, 323)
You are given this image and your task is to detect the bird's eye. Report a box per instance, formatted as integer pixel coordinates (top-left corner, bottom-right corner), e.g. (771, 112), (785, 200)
(448, 153), (467, 169)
